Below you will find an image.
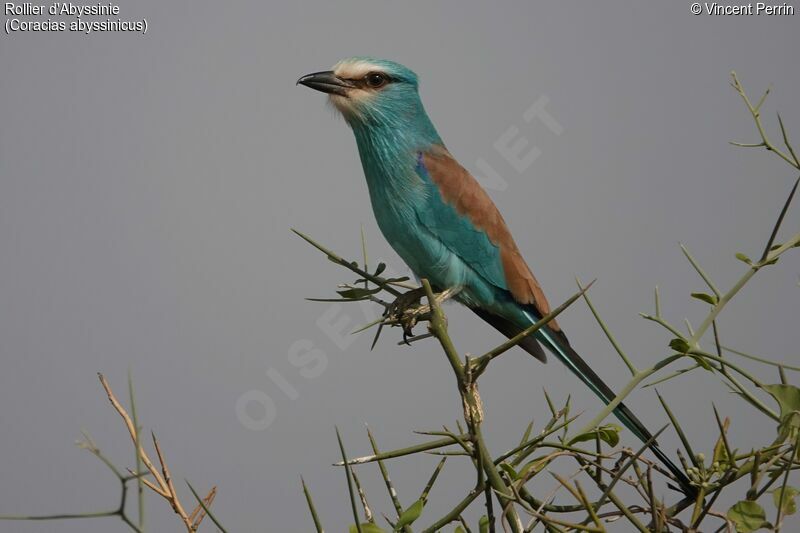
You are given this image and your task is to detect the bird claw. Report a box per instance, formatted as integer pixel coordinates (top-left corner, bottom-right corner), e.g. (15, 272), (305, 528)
(384, 287), (428, 339)
(380, 286), (459, 345)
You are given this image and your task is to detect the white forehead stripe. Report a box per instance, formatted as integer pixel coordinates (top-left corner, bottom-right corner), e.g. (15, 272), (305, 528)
(333, 60), (383, 80)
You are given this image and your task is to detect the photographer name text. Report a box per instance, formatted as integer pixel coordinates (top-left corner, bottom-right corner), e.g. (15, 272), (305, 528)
(690, 2), (794, 15)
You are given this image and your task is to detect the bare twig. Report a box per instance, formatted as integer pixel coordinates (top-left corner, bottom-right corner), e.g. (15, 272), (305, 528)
(98, 374), (215, 532)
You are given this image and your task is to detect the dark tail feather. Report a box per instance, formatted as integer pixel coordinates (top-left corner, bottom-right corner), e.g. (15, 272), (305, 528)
(472, 307), (696, 496)
(472, 308), (548, 363)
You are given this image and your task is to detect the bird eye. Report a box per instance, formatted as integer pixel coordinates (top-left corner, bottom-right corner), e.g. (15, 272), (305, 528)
(365, 72), (388, 88)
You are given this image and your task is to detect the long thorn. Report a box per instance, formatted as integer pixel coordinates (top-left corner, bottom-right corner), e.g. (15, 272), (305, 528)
(336, 427), (363, 533)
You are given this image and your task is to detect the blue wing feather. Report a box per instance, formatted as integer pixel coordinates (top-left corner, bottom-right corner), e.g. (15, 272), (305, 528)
(412, 155), (510, 298)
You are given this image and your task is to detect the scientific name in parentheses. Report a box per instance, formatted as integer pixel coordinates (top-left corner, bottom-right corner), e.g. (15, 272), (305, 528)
(5, 2), (120, 16)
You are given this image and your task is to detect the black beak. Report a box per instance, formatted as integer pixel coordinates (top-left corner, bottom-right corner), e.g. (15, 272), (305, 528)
(296, 70), (354, 97)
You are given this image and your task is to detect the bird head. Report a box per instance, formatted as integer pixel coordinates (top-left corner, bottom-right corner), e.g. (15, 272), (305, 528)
(297, 57), (426, 129)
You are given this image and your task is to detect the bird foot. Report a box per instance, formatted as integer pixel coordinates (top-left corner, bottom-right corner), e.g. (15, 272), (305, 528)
(384, 287), (429, 342)
(383, 286), (460, 344)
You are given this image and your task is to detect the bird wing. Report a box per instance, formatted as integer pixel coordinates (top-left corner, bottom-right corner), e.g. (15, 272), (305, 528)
(415, 144), (560, 330)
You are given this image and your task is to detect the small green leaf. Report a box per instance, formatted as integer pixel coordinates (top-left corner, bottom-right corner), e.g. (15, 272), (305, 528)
(373, 263), (387, 276)
(735, 252), (753, 265)
(479, 515), (490, 533)
(337, 287), (383, 300)
(568, 424), (621, 447)
(772, 486), (799, 516)
(519, 455), (553, 478)
(712, 416), (731, 467)
(691, 292), (718, 305)
(726, 500), (771, 532)
(385, 276), (410, 283)
(781, 411), (800, 441)
(454, 527), (466, 533)
(669, 338), (691, 353)
(762, 384), (800, 441)
(350, 524), (388, 533)
(668, 338), (712, 371)
(395, 499), (424, 529)
(499, 462), (518, 480)
(691, 355), (714, 371)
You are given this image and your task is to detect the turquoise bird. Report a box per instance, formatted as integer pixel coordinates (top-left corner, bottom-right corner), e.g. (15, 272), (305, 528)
(298, 57), (692, 494)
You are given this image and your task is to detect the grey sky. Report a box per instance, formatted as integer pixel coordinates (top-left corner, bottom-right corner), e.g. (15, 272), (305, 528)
(0, 1), (798, 531)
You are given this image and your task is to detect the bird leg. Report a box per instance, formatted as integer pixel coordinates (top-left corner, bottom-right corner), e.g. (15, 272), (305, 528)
(384, 286), (428, 342)
(383, 286), (461, 344)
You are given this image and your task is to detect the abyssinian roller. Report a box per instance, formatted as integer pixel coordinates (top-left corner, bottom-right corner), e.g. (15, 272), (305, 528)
(297, 57), (692, 494)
